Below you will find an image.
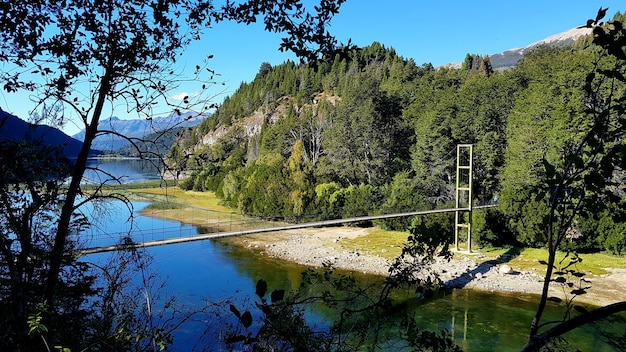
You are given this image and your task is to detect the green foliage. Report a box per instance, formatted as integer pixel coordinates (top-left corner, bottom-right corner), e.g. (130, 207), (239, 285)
(473, 208), (518, 247)
(225, 277), (332, 351)
(377, 171), (431, 230)
(499, 185), (551, 246)
(462, 53), (494, 76)
(452, 73), (513, 201)
(597, 210), (626, 255)
(0, 0), (349, 349)
(173, 20), (626, 253)
(0, 140), (99, 350)
(332, 183), (381, 220)
(314, 182), (341, 218)
(408, 202), (456, 253)
(522, 9), (626, 350)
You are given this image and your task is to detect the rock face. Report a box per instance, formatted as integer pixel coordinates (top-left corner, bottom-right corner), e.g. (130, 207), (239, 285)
(193, 93), (338, 162)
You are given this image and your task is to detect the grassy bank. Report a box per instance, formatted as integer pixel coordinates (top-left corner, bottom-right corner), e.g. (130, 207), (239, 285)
(336, 233), (626, 275)
(129, 186), (231, 211)
(480, 247), (626, 275)
(124, 185), (272, 233)
(82, 179), (179, 191)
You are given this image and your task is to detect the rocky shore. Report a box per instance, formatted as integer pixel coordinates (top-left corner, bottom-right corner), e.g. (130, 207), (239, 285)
(230, 227), (626, 308)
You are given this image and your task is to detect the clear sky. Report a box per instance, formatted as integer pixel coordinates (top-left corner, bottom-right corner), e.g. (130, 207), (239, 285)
(0, 0), (623, 136)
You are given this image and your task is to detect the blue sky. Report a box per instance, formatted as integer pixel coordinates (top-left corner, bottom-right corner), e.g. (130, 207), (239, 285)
(0, 0), (622, 135)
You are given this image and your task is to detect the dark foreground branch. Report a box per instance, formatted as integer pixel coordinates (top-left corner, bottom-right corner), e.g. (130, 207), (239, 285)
(522, 301), (626, 352)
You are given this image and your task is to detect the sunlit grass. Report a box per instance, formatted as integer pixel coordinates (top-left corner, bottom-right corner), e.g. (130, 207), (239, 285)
(125, 186), (250, 230)
(142, 206), (242, 227)
(334, 228), (409, 260)
(143, 201), (184, 210)
(128, 187), (230, 212)
(579, 251), (626, 271)
(83, 179), (178, 190)
(477, 247), (626, 275)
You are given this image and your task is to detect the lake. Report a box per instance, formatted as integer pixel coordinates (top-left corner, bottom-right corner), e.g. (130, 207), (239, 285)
(79, 160), (624, 351)
(83, 158), (163, 184)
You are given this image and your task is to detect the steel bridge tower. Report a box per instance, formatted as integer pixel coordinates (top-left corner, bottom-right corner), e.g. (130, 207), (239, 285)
(455, 144), (473, 252)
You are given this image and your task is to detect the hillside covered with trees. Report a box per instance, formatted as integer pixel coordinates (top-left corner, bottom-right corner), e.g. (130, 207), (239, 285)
(169, 17), (625, 254)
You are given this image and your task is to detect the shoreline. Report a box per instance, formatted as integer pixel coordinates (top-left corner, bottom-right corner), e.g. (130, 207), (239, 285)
(221, 226), (626, 308)
(136, 198), (625, 309)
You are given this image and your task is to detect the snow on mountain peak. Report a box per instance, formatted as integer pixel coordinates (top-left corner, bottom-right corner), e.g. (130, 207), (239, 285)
(525, 26), (593, 51)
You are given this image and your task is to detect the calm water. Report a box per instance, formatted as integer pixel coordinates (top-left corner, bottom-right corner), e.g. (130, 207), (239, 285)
(78, 160), (624, 351)
(83, 158), (162, 184)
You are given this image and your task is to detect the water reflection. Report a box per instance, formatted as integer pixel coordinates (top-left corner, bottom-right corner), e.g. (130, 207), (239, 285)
(83, 158), (162, 184)
(407, 289), (625, 351)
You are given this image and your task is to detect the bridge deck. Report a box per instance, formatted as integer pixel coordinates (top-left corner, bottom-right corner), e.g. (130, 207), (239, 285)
(81, 204), (497, 255)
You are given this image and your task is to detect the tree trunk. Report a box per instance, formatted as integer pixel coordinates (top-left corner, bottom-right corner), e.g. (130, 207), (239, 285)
(43, 73), (112, 309)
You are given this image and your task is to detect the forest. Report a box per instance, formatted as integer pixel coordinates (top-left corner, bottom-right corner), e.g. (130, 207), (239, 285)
(1, 0), (625, 349)
(169, 15), (626, 255)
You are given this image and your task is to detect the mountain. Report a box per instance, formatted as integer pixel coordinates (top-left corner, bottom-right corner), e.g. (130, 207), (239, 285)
(489, 27), (593, 70)
(0, 107), (95, 158)
(441, 26), (594, 70)
(109, 126), (188, 158)
(73, 111), (208, 151)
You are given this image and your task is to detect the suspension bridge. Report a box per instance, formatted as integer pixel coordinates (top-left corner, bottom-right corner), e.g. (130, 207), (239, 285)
(81, 144), (492, 255)
(80, 203), (498, 254)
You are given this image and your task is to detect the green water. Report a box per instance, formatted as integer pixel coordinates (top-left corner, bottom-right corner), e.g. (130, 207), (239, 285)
(218, 241), (625, 351)
(408, 289), (624, 351)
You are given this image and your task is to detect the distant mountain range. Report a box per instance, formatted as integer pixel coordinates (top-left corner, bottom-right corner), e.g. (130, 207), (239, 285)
(0, 108), (207, 158)
(0, 107), (94, 158)
(110, 126), (188, 158)
(440, 26), (593, 70)
(72, 111), (207, 151)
